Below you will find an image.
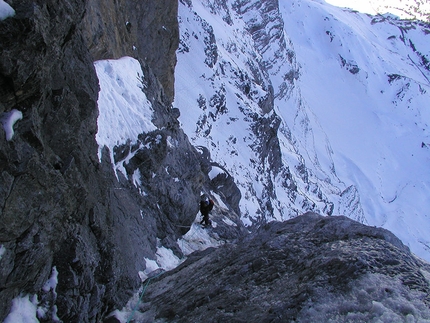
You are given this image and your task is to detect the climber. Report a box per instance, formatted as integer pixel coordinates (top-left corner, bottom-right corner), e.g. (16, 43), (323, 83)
(199, 194), (214, 227)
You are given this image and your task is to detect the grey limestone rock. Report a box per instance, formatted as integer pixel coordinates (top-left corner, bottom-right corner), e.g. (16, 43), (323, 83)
(136, 213), (430, 322)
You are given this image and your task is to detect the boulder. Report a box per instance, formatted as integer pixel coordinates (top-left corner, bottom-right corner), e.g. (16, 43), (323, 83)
(136, 213), (430, 322)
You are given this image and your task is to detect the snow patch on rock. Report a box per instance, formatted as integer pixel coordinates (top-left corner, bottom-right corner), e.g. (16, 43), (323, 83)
(94, 57), (156, 164)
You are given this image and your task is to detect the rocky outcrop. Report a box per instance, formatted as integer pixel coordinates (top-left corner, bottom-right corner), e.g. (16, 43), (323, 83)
(372, 0), (430, 22)
(232, 0), (299, 99)
(132, 213), (430, 322)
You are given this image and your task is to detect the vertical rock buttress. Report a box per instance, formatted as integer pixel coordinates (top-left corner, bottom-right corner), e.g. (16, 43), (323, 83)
(81, 0), (179, 103)
(0, 0), (180, 321)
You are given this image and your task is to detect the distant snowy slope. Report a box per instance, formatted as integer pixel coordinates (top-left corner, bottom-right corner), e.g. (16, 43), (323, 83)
(175, 0), (335, 225)
(175, 0), (430, 261)
(278, 0), (430, 260)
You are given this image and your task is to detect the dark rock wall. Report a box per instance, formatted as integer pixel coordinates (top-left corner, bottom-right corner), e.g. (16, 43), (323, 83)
(137, 213), (430, 322)
(0, 0), (192, 321)
(0, 0), (101, 320)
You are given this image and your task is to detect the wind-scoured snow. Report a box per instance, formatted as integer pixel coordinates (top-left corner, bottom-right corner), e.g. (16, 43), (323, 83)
(3, 267), (61, 322)
(178, 223), (224, 256)
(139, 248), (183, 282)
(3, 295), (39, 323)
(42, 267), (58, 295)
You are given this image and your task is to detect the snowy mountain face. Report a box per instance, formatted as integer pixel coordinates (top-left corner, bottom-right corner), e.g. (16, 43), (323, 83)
(327, 0), (430, 22)
(175, 0), (331, 226)
(174, 0), (430, 261)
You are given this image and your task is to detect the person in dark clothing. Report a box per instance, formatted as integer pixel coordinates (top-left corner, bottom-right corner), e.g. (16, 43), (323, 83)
(200, 195), (214, 227)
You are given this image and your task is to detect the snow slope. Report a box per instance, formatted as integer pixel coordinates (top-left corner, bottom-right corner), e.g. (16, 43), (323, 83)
(326, 0), (430, 21)
(0, 0), (14, 21)
(174, 0), (430, 261)
(94, 57), (156, 165)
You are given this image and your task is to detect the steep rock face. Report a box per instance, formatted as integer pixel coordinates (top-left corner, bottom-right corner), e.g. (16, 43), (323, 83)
(0, 0), (204, 321)
(0, 0), (101, 319)
(133, 213), (430, 322)
(81, 0), (179, 102)
(0, 0), (245, 320)
(231, 0), (338, 217)
(176, 0), (314, 224)
(232, 0), (297, 95)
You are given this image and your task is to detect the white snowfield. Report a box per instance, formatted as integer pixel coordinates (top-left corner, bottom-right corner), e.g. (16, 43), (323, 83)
(94, 57), (156, 164)
(89, 0), (430, 263)
(173, 0), (430, 263)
